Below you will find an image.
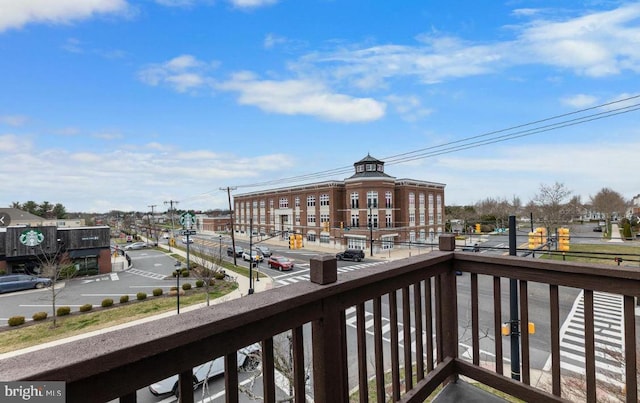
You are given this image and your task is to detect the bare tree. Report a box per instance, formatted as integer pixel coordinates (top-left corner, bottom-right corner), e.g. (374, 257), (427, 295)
(34, 242), (75, 327)
(590, 188), (627, 226)
(190, 244), (225, 306)
(531, 182), (573, 230)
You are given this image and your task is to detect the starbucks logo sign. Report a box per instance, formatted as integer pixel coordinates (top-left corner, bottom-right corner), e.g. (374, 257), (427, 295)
(19, 229), (45, 247)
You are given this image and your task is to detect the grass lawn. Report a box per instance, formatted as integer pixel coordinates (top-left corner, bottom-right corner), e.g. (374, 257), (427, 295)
(539, 243), (639, 265)
(0, 281), (237, 354)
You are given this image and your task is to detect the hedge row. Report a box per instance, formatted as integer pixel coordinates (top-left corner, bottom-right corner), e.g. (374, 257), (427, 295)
(7, 285), (195, 327)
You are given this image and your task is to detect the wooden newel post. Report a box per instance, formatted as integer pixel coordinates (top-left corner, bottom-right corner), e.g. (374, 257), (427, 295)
(439, 233), (456, 251)
(310, 255), (347, 402)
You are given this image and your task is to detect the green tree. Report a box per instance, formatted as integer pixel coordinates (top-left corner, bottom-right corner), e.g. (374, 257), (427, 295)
(51, 203), (67, 219)
(37, 201), (53, 218)
(22, 200), (38, 215)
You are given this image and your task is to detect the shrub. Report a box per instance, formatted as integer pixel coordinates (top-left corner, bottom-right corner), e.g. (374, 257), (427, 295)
(57, 306), (71, 316)
(136, 292), (147, 301)
(181, 269), (190, 277)
(152, 288), (163, 297)
(8, 316), (25, 326)
(182, 283), (192, 291)
(623, 222), (632, 239)
(32, 312), (48, 321)
(172, 270), (178, 277)
(119, 295), (129, 304)
(214, 271), (225, 280)
(58, 265), (77, 279)
(101, 298), (114, 307)
(170, 286), (178, 292)
(195, 279), (204, 288)
(79, 304), (93, 312)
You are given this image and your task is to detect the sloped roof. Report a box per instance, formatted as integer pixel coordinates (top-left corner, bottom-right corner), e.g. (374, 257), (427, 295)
(0, 208), (44, 225)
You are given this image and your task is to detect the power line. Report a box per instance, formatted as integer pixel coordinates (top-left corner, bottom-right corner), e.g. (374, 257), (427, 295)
(227, 94), (640, 190)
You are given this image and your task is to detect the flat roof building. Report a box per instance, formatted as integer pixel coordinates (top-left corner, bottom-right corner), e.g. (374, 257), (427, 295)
(233, 155), (446, 254)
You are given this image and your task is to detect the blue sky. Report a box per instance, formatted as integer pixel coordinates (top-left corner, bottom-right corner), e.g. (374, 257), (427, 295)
(1, 0), (639, 213)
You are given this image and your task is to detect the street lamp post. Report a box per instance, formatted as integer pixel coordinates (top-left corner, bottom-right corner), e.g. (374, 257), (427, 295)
(368, 203), (374, 257)
(174, 260), (181, 314)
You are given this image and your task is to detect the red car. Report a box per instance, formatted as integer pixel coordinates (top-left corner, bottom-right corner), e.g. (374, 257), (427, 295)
(267, 256), (294, 271)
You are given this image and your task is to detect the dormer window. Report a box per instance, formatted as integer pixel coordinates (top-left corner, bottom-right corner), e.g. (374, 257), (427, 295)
(377, 164), (384, 172)
(366, 164), (375, 171)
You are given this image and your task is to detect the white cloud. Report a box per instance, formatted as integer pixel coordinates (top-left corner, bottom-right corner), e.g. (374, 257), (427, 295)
(229, 0), (278, 9)
(386, 95), (433, 122)
(0, 114), (27, 126)
(0, 140), (296, 211)
(0, 0), (131, 32)
(0, 134), (32, 152)
(561, 94), (598, 108)
(218, 72), (386, 122)
(514, 4), (640, 77)
(264, 33), (287, 49)
(137, 54), (217, 93)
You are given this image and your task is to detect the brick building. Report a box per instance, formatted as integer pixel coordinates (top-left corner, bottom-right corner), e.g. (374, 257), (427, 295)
(233, 155), (446, 253)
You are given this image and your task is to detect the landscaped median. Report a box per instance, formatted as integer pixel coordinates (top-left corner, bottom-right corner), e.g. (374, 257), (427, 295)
(0, 281), (238, 355)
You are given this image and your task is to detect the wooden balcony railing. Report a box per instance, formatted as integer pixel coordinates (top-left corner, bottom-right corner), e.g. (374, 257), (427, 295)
(1, 234), (638, 402)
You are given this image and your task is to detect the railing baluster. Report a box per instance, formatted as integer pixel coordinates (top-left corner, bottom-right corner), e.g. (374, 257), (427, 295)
(623, 295), (637, 403)
(119, 391), (136, 403)
(356, 303), (369, 403)
(374, 296), (385, 403)
(493, 276), (503, 376)
(403, 286), (413, 391)
(179, 369), (195, 403)
(519, 280), (530, 385)
(550, 284), (561, 396)
(292, 327), (306, 403)
(471, 273), (479, 366)
(224, 353), (238, 403)
(435, 275), (443, 363)
(261, 337), (275, 403)
(390, 290), (401, 401)
(425, 277), (434, 372)
(583, 290), (595, 403)
(414, 281), (425, 381)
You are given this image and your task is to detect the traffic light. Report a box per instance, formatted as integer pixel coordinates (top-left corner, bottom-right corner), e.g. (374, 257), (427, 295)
(340, 221), (344, 229)
(558, 227), (570, 252)
(289, 235), (296, 249)
(295, 234), (303, 248)
(475, 223), (481, 233)
(528, 227), (546, 249)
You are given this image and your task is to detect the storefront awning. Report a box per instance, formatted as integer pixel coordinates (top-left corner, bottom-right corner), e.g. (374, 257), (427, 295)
(68, 248), (102, 258)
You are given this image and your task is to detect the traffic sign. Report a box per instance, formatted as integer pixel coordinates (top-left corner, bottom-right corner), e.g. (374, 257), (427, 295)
(181, 229), (197, 235)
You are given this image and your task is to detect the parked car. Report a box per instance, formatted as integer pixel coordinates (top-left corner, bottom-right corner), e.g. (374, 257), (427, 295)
(226, 246), (244, 257)
(148, 343), (261, 397)
(593, 226), (603, 232)
(0, 274), (52, 293)
(462, 244), (480, 252)
(267, 256), (294, 271)
(336, 249), (365, 262)
(123, 242), (148, 251)
(181, 236), (193, 244)
(242, 249), (263, 262)
(256, 246), (272, 257)
(162, 232), (170, 239)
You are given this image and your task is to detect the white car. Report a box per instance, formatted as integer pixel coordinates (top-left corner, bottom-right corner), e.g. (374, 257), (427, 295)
(181, 236), (194, 244)
(148, 344), (260, 397)
(242, 249), (263, 262)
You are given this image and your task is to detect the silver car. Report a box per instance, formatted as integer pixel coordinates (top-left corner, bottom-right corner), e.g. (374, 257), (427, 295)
(148, 344), (260, 397)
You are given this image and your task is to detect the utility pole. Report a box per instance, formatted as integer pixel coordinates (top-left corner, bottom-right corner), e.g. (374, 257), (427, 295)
(164, 200), (179, 251)
(148, 204), (157, 246)
(508, 215), (521, 381)
(220, 187), (237, 266)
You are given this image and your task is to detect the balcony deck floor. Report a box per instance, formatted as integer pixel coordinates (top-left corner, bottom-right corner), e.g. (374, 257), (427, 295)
(433, 380), (511, 403)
